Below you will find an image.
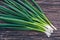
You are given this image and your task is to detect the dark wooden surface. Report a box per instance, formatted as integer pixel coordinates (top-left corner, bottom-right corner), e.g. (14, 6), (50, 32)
(0, 0), (60, 40)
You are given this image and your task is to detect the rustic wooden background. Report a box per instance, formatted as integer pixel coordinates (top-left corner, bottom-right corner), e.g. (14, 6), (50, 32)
(0, 0), (60, 40)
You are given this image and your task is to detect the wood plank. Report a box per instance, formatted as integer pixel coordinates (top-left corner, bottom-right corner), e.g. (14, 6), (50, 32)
(0, 0), (60, 40)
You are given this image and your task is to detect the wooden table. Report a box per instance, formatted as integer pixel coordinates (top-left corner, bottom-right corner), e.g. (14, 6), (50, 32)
(0, 0), (60, 40)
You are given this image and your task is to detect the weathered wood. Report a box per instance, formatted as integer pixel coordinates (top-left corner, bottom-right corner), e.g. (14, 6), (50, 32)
(0, 0), (60, 40)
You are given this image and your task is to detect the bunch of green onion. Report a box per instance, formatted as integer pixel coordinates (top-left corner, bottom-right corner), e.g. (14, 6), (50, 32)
(0, 0), (57, 37)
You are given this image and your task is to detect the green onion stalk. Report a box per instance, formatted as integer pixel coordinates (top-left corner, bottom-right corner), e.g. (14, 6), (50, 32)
(31, 0), (57, 30)
(0, 0), (57, 37)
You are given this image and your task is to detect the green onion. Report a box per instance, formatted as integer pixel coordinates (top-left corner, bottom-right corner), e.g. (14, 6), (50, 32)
(0, 0), (57, 37)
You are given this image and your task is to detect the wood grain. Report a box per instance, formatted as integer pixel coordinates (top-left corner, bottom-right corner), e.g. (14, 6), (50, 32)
(0, 0), (60, 40)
